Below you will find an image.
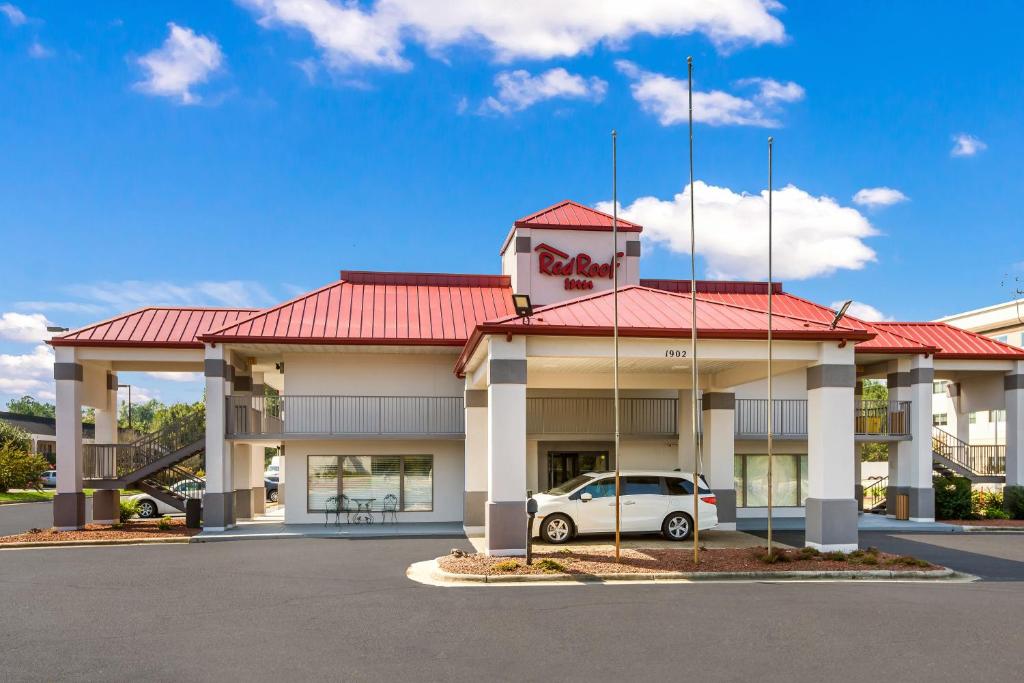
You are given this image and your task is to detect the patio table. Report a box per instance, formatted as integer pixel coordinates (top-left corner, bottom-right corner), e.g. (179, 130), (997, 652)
(349, 498), (376, 524)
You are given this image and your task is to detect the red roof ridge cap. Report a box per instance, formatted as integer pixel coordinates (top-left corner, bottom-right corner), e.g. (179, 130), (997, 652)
(201, 280), (343, 339)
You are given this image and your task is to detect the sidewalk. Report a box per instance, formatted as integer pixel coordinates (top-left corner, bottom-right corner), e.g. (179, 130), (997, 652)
(738, 513), (961, 533)
(194, 507), (466, 542)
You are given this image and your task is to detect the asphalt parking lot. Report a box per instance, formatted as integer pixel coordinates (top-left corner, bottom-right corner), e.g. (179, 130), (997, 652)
(2, 520), (1024, 682)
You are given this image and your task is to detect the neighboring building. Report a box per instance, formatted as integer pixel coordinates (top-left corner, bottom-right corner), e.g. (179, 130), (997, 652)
(0, 411), (95, 464)
(933, 299), (1024, 446)
(45, 200), (1024, 551)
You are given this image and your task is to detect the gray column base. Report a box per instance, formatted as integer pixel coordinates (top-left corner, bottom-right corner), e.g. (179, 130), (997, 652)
(464, 490), (486, 527)
(908, 487), (935, 522)
(203, 492), (236, 530)
(235, 489), (253, 519)
(486, 501), (526, 556)
(251, 487), (266, 515)
(53, 492), (86, 530)
(711, 489), (737, 529)
(277, 482), (285, 505)
(92, 489), (120, 525)
(805, 497), (858, 552)
(855, 484), (864, 512)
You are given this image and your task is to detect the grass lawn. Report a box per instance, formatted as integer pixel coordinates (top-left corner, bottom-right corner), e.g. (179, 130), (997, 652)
(0, 489), (142, 505)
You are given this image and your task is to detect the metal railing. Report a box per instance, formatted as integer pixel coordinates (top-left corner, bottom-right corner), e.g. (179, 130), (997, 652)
(226, 395), (465, 437)
(144, 464), (206, 500)
(855, 400), (912, 437)
(863, 475), (888, 511)
(83, 409), (205, 480)
(526, 397), (677, 436)
(932, 427), (1005, 476)
(735, 399), (808, 437)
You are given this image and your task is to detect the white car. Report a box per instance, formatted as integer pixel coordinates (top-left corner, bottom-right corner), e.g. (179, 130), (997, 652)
(126, 479), (205, 518)
(39, 470), (57, 488)
(532, 471), (718, 543)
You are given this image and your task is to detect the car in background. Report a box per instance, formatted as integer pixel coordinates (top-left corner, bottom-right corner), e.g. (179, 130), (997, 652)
(125, 479), (205, 518)
(265, 477), (279, 503)
(531, 470), (718, 544)
(39, 470), (57, 488)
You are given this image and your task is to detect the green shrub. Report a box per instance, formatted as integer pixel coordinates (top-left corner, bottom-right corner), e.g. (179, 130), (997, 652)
(760, 551), (791, 564)
(972, 490), (1005, 519)
(0, 421), (31, 453)
(118, 499), (140, 524)
(822, 551), (847, 561)
(858, 555), (879, 566)
(0, 446), (50, 493)
(157, 515), (172, 531)
(886, 555), (930, 568)
(1004, 486), (1024, 520)
(933, 474), (973, 519)
(493, 559), (519, 571)
(534, 558), (567, 573)
(798, 546), (820, 558)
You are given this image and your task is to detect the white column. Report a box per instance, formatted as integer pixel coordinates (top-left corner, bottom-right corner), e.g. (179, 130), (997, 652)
(1006, 361), (1024, 487)
(53, 347), (85, 530)
(676, 390), (694, 471)
(464, 382), (489, 531)
(249, 372), (267, 515)
(805, 343), (858, 551)
(701, 392), (736, 531)
(93, 371), (119, 444)
(907, 355), (935, 521)
(887, 359), (912, 517)
(203, 344), (235, 530)
(233, 443), (253, 519)
(485, 336), (527, 556)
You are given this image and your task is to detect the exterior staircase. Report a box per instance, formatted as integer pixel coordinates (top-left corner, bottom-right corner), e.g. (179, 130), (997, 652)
(931, 427), (1005, 484)
(83, 411), (205, 512)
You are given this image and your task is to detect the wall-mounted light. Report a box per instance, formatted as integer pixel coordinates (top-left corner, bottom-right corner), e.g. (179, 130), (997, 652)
(512, 294), (533, 318)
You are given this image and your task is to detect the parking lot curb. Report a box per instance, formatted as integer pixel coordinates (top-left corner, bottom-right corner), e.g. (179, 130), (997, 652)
(0, 536), (193, 550)
(956, 525), (1024, 533)
(418, 559), (965, 585)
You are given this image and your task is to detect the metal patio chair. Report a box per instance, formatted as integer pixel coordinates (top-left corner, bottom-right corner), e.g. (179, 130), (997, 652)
(323, 495), (342, 526)
(381, 493), (399, 523)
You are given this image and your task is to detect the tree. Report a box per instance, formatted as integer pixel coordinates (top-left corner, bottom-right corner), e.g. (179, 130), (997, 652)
(0, 421), (32, 453)
(0, 446), (49, 492)
(5, 396), (55, 418)
(860, 380), (890, 462)
(118, 398), (164, 432)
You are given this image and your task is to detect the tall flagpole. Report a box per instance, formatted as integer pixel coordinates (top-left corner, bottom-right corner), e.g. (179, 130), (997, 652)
(612, 130), (622, 563)
(687, 56), (700, 564)
(767, 136), (775, 557)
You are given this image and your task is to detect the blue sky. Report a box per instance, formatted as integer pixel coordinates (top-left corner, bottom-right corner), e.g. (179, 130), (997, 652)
(1, 1), (1022, 406)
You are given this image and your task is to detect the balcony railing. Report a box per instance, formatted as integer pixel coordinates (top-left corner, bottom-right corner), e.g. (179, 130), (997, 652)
(226, 395), (465, 437)
(526, 397), (677, 436)
(855, 400), (912, 438)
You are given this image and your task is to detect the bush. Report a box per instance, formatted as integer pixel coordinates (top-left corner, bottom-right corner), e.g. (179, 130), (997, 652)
(119, 499), (140, 524)
(933, 474), (973, 519)
(157, 515), (173, 531)
(533, 558), (567, 573)
(1004, 486), (1024, 520)
(760, 550), (791, 564)
(0, 421), (31, 453)
(973, 490), (1006, 519)
(493, 559), (519, 572)
(822, 551), (847, 561)
(0, 446), (50, 493)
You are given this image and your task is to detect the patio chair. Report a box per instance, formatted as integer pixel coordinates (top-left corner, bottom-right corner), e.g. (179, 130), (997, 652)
(381, 493), (399, 523)
(324, 495), (341, 526)
(341, 494), (357, 524)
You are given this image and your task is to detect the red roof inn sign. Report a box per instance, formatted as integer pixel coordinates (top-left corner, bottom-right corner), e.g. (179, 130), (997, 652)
(535, 242), (623, 291)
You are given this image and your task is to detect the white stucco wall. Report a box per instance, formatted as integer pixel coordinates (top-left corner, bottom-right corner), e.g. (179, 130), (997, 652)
(283, 439), (465, 524)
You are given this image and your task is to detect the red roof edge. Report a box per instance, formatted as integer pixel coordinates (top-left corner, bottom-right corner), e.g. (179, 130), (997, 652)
(513, 200), (643, 231)
(338, 270), (511, 288)
(640, 279), (784, 295)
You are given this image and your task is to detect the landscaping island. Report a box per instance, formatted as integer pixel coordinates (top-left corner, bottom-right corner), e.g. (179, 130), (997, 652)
(0, 518), (199, 547)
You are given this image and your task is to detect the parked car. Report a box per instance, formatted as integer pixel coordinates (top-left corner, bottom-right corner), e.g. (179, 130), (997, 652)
(126, 479), (205, 518)
(39, 470), (57, 488)
(532, 470), (718, 543)
(265, 477), (279, 503)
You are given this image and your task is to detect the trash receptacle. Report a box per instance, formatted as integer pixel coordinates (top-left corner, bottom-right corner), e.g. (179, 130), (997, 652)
(185, 498), (202, 528)
(895, 493), (909, 521)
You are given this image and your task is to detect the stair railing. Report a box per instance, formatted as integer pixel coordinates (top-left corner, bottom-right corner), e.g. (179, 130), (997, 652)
(84, 409), (206, 480)
(863, 475), (888, 511)
(932, 426), (1005, 477)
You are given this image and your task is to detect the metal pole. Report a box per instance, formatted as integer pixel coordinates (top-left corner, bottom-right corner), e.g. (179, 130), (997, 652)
(612, 129), (622, 563)
(767, 136), (775, 557)
(687, 56), (700, 564)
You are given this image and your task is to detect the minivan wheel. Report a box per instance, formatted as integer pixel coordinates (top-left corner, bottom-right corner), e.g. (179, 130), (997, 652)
(268, 489), (279, 503)
(662, 512), (693, 541)
(540, 514), (574, 544)
(137, 500), (158, 519)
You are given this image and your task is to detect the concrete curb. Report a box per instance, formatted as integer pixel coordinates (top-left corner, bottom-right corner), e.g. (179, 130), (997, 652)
(956, 525), (1024, 533)
(0, 536), (193, 550)
(192, 530), (468, 543)
(421, 558), (962, 585)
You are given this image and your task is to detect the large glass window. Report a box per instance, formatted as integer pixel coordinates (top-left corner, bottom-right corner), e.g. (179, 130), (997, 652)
(734, 454), (809, 508)
(307, 455), (433, 512)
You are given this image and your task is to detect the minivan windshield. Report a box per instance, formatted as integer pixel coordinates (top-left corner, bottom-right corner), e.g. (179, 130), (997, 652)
(546, 474), (595, 496)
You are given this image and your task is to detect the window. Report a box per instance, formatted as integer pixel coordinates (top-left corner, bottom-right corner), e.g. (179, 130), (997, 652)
(996, 335), (1009, 344)
(623, 476), (662, 495)
(933, 413), (948, 426)
(992, 409), (1006, 422)
(306, 455), (433, 512)
(666, 476), (711, 495)
(578, 478), (616, 499)
(734, 454), (808, 508)
(933, 381), (945, 394)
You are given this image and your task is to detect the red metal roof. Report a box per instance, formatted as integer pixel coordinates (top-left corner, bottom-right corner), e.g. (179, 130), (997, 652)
(202, 271), (514, 346)
(456, 286), (873, 376)
(514, 200), (642, 232)
(49, 307), (260, 349)
(867, 322), (1024, 359)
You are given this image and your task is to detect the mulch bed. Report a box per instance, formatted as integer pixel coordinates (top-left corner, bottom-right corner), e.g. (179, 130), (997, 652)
(943, 518), (1024, 527)
(439, 547), (937, 576)
(0, 519), (199, 544)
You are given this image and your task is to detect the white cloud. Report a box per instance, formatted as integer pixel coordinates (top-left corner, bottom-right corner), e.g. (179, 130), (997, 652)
(597, 181), (878, 280)
(135, 22), (224, 105)
(145, 372), (202, 383)
(67, 279), (276, 310)
(0, 345), (54, 401)
(294, 57), (319, 83)
(481, 68), (606, 114)
(0, 3), (26, 26)
(616, 60), (803, 127)
(28, 40), (53, 59)
(951, 133), (986, 157)
(852, 187), (909, 208)
(118, 385), (158, 404)
(832, 300), (891, 323)
(0, 312), (53, 344)
(238, 0), (785, 73)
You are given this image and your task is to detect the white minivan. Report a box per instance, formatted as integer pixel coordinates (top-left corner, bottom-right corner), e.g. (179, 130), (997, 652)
(532, 470), (718, 543)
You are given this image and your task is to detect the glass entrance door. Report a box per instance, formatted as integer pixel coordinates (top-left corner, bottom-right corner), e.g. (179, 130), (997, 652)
(547, 451), (610, 490)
